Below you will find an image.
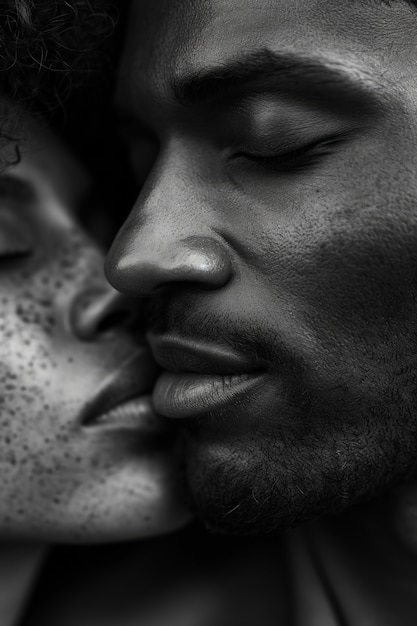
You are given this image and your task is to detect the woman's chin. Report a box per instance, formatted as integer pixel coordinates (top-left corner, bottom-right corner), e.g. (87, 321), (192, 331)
(0, 450), (193, 544)
(63, 463), (193, 542)
(64, 505), (194, 544)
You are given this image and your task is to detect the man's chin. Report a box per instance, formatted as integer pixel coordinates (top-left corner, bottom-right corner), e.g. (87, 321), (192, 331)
(182, 434), (396, 536)
(183, 442), (322, 536)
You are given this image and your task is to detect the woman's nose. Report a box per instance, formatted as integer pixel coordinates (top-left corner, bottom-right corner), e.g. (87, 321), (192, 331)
(70, 285), (140, 341)
(106, 234), (233, 297)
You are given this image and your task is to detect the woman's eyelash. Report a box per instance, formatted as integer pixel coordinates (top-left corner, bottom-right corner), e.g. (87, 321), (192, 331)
(0, 175), (35, 202)
(0, 177), (36, 261)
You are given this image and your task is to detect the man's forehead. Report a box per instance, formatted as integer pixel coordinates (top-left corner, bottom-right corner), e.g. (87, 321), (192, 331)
(120, 0), (417, 110)
(119, 0), (209, 98)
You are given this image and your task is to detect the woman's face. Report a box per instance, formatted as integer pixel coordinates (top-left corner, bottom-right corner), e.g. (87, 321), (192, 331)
(0, 117), (190, 542)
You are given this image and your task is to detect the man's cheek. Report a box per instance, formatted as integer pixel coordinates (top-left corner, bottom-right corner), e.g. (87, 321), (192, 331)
(287, 216), (417, 327)
(245, 209), (417, 402)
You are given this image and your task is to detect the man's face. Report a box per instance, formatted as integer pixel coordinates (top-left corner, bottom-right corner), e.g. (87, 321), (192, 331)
(108, 0), (417, 534)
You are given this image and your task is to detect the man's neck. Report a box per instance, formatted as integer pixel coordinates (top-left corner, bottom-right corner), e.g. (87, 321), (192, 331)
(0, 542), (46, 626)
(293, 493), (417, 626)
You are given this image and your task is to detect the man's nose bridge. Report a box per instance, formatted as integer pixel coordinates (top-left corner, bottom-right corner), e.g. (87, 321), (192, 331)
(141, 158), (209, 240)
(124, 156), (214, 259)
(107, 162), (233, 294)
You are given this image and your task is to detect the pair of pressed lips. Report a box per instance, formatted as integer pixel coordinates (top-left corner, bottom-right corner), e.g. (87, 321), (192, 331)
(147, 333), (266, 419)
(81, 349), (172, 438)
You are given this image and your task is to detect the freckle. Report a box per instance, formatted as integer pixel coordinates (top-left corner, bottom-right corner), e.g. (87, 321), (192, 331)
(38, 298), (52, 307)
(61, 259), (74, 270)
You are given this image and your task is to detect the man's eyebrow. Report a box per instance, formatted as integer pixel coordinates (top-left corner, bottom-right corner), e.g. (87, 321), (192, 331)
(173, 48), (384, 111)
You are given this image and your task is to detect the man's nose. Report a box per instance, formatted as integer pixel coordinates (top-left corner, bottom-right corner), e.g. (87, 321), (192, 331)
(106, 151), (234, 297)
(70, 285), (140, 341)
(106, 225), (233, 298)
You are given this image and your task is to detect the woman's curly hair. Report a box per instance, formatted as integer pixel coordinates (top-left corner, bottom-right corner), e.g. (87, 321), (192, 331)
(0, 0), (116, 113)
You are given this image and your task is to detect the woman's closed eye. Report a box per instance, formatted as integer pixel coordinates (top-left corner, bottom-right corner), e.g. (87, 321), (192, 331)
(0, 176), (35, 260)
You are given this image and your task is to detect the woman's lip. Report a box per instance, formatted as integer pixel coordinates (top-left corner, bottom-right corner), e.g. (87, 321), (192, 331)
(153, 372), (266, 419)
(85, 394), (173, 437)
(80, 350), (160, 426)
(147, 333), (259, 375)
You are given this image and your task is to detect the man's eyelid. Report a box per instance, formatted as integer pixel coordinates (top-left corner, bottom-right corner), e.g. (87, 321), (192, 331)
(235, 129), (355, 160)
(230, 81), (376, 124)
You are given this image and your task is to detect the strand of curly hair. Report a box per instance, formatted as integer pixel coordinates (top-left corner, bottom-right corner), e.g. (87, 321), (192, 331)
(0, 0), (116, 112)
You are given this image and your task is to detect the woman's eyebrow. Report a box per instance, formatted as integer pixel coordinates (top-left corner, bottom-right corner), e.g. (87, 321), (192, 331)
(172, 48), (386, 113)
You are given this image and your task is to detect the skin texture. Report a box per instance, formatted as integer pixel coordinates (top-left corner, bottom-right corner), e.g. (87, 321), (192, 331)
(0, 117), (189, 543)
(108, 0), (417, 534)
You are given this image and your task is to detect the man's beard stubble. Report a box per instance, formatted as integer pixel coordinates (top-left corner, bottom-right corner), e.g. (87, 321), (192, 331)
(145, 297), (417, 535)
(182, 380), (417, 536)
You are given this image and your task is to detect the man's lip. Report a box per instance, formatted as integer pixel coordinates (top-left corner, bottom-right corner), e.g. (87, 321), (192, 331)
(80, 349), (161, 427)
(146, 332), (260, 375)
(153, 372), (266, 419)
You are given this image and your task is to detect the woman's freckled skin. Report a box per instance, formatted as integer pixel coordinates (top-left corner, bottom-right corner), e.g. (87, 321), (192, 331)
(0, 122), (190, 542)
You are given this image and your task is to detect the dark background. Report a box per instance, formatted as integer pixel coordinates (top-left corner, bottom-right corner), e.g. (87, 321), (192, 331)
(52, 1), (137, 249)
